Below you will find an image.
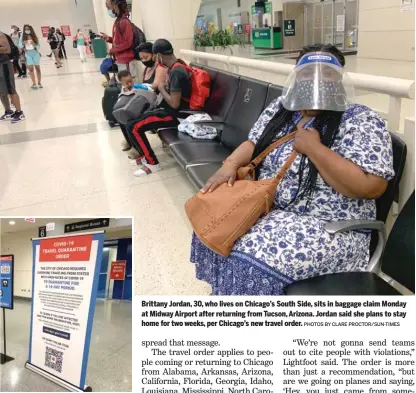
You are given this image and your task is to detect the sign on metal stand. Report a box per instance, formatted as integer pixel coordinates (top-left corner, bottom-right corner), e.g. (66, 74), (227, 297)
(110, 261), (126, 302)
(0, 255), (15, 365)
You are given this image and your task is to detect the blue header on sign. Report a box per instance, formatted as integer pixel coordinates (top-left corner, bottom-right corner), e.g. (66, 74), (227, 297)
(296, 53), (342, 69)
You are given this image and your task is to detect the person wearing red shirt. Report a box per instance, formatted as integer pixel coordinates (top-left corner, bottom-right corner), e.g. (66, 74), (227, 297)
(101, 0), (136, 78)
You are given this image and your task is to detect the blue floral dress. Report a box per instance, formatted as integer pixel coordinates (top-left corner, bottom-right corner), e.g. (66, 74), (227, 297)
(190, 99), (395, 295)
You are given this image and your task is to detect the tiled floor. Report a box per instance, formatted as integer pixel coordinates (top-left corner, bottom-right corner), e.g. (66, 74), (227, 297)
(0, 54), (414, 298)
(0, 298), (132, 392)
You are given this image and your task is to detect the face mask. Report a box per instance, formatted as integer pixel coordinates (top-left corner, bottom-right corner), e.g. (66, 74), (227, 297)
(142, 59), (155, 68)
(25, 30), (31, 34)
(107, 9), (117, 18)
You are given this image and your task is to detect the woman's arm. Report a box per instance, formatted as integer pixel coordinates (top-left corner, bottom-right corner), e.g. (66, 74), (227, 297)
(151, 66), (167, 91)
(109, 20), (132, 54)
(294, 127), (388, 199)
(18, 35), (23, 49)
(201, 141), (255, 193)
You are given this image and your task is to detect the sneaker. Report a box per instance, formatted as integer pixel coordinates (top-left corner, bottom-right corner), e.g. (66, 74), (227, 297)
(134, 163), (161, 176)
(10, 111), (26, 124)
(130, 156), (147, 166)
(31, 85), (38, 90)
(22, 74), (28, 78)
(37, 84), (43, 89)
(0, 110), (14, 122)
(17, 74), (23, 78)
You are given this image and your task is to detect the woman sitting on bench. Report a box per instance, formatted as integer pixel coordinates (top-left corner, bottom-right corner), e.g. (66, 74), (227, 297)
(190, 44), (395, 296)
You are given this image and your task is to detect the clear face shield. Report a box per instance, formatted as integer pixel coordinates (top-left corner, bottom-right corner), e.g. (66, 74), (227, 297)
(281, 52), (355, 112)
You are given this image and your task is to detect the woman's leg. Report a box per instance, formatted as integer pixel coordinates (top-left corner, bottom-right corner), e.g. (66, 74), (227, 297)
(77, 46), (83, 61)
(61, 43), (67, 59)
(27, 65), (36, 86)
(81, 46), (87, 61)
(13, 58), (23, 76)
(53, 49), (62, 66)
(35, 65), (42, 86)
(127, 109), (179, 174)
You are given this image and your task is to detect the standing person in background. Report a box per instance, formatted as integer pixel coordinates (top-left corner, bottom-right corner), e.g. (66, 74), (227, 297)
(20, 24), (42, 89)
(10, 25), (26, 78)
(73, 29), (89, 62)
(0, 31), (25, 123)
(47, 27), (62, 68)
(56, 28), (67, 59)
(88, 29), (96, 53)
(101, 0), (136, 78)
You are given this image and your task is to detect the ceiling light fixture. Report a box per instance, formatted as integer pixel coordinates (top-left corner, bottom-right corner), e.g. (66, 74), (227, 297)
(9, 221), (16, 225)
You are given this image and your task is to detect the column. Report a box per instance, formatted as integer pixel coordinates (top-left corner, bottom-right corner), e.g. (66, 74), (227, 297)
(92, 0), (114, 36)
(133, 0), (202, 53)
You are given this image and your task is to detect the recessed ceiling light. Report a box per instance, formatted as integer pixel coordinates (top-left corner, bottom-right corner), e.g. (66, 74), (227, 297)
(9, 220), (16, 225)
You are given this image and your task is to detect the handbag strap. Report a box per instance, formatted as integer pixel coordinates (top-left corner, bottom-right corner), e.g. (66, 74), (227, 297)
(250, 130), (297, 168)
(274, 150), (297, 180)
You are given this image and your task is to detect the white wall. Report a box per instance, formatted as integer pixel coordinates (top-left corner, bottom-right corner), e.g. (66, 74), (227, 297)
(0, 0), (98, 57)
(358, 0), (415, 61)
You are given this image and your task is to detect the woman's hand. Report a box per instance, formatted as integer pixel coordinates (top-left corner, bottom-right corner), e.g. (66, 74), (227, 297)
(200, 163), (238, 194)
(100, 32), (109, 40)
(294, 127), (321, 156)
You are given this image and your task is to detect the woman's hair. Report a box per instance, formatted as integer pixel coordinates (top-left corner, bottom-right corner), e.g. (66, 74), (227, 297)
(22, 25), (39, 45)
(112, 0), (129, 18)
(137, 42), (153, 54)
(251, 44), (346, 207)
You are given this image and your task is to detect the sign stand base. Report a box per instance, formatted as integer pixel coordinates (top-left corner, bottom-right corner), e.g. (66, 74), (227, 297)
(0, 353), (14, 364)
(1, 308), (14, 364)
(25, 362), (92, 392)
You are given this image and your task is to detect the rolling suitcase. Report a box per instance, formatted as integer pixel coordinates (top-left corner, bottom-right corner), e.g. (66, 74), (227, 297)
(102, 74), (121, 127)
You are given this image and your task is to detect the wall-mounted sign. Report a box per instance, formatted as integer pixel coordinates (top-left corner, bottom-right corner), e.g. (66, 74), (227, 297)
(40, 26), (50, 38)
(64, 218), (110, 233)
(25, 218), (36, 223)
(38, 226), (46, 238)
(46, 222), (55, 232)
(245, 24), (251, 34)
(0, 255), (14, 310)
(284, 20), (296, 36)
(237, 24), (243, 34)
(60, 25), (71, 37)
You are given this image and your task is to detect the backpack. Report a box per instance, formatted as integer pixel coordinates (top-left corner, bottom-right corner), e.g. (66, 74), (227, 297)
(171, 63), (211, 110)
(3, 33), (19, 61)
(116, 18), (146, 60)
(112, 89), (157, 125)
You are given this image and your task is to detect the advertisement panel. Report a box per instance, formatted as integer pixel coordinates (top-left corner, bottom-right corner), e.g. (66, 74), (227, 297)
(0, 255), (14, 310)
(26, 232), (104, 390)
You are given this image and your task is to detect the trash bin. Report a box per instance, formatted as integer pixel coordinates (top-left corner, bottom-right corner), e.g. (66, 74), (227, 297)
(92, 38), (107, 58)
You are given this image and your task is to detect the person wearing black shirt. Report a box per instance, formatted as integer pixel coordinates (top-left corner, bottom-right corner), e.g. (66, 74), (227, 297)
(56, 28), (67, 59)
(125, 39), (191, 176)
(47, 28), (62, 68)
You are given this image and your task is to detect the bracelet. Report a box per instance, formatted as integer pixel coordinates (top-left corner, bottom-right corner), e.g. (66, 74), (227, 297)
(223, 157), (240, 168)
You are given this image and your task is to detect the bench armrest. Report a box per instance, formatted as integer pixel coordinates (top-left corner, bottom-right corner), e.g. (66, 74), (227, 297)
(324, 220), (386, 272)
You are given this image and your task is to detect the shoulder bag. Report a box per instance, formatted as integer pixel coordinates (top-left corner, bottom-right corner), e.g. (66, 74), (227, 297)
(185, 130), (298, 257)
